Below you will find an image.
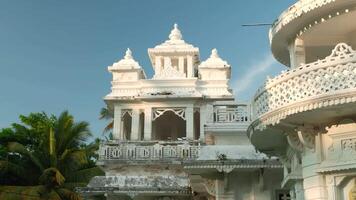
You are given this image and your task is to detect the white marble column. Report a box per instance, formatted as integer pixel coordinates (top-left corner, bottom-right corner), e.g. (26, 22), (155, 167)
(155, 56), (162, 75)
(294, 180), (304, 200)
(289, 38), (305, 69)
(187, 55), (193, 78)
(113, 105), (122, 140)
(186, 106), (194, 140)
(302, 133), (327, 200)
(199, 105), (206, 141)
(144, 107), (152, 140)
(178, 56), (185, 75)
(131, 109), (140, 140)
(164, 57), (171, 68)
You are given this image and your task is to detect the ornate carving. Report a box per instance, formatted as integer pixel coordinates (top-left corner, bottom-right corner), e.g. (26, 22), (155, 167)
(153, 64), (186, 80)
(253, 43), (356, 128)
(100, 141), (200, 161)
(296, 125), (316, 150)
(121, 109), (132, 118)
(213, 105), (250, 123)
(203, 179), (216, 197)
(152, 108), (185, 121)
(286, 133), (303, 152)
(341, 138), (356, 153)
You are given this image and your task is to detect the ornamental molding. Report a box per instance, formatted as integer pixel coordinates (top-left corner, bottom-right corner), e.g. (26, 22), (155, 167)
(253, 43), (356, 130)
(270, 0), (337, 38)
(295, 7), (354, 38)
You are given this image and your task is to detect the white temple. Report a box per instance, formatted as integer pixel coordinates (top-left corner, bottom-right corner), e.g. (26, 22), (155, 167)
(79, 1), (356, 199)
(79, 24), (284, 200)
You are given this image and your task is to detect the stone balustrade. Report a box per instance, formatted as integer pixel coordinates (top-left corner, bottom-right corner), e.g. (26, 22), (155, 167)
(212, 104), (251, 123)
(253, 43), (356, 127)
(99, 140), (201, 161)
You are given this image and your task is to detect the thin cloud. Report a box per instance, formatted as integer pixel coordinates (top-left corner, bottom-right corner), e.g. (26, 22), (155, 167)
(233, 54), (276, 96)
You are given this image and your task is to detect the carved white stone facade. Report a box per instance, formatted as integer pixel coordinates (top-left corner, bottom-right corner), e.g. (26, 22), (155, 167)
(80, 24), (284, 200)
(249, 1), (356, 200)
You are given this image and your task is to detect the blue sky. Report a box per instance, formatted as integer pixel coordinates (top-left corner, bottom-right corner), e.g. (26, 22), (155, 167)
(0, 0), (295, 139)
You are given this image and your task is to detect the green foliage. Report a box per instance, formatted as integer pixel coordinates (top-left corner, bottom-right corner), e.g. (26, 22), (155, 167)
(99, 107), (114, 135)
(0, 111), (104, 200)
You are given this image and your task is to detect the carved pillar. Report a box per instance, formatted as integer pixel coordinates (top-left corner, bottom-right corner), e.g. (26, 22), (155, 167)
(155, 56), (162, 75)
(289, 38), (305, 69)
(186, 106), (194, 140)
(164, 57), (171, 69)
(294, 180), (304, 200)
(144, 107), (152, 140)
(178, 56), (185, 75)
(299, 128), (327, 200)
(199, 105), (207, 141)
(113, 105), (122, 140)
(131, 109), (140, 140)
(187, 55), (193, 78)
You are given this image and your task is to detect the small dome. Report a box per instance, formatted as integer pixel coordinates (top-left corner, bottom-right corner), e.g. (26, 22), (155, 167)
(169, 23), (183, 41)
(199, 48), (230, 68)
(109, 48), (141, 70)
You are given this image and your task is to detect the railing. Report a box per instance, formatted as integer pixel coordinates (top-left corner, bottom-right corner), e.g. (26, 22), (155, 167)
(253, 43), (356, 125)
(99, 140), (200, 161)
(212, 104), (251, 123)
(270, 0), (335, 38)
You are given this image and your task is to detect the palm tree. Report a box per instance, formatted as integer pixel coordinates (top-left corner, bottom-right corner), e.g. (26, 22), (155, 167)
(0, 111), (103, 200)
(99, 107), (113, 137)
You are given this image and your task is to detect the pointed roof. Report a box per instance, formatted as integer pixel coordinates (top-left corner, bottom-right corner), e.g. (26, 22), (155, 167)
(148, 24), (199, 53)
(108, 48), (142, 71)
(199, 49), (230, 68)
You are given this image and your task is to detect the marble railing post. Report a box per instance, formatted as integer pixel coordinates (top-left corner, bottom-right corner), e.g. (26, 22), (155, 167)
(131, 109), (140, 140)
(144, 107), (152, 140)
(113, 105), (122, 140)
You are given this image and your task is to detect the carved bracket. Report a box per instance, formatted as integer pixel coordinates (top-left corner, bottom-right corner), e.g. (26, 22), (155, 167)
(297, 125), (316, 150)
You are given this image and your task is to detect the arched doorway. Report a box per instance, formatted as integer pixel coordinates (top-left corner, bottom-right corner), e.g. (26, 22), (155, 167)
(152, 110), (186, 140)
(122, 111), (132, 140)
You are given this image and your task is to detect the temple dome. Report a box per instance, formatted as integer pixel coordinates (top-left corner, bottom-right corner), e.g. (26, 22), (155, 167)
(150, 24), (197, 51)
(199, 49), (230, 68)
(109, 48), (141, 70)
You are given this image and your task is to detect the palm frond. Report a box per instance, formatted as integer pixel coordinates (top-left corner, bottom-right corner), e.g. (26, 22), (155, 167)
(0, 160), (26, 178)
(7, 142), (45, 172)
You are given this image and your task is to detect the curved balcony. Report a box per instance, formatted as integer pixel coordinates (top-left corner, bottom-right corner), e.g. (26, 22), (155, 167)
(97, 140), (201, 165)
(270, 0), (356, 66)
(251, 43), (356, 132)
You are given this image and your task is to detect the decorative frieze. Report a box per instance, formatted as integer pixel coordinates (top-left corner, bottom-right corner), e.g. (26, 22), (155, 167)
(99, 141), (200, 161)
(341, 138), (356, 152)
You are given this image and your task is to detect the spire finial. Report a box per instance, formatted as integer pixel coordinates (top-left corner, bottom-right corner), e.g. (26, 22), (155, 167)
(211, 48), (219, 58)
(124, 48), (132, 59)
(169, 23), (182, 41)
